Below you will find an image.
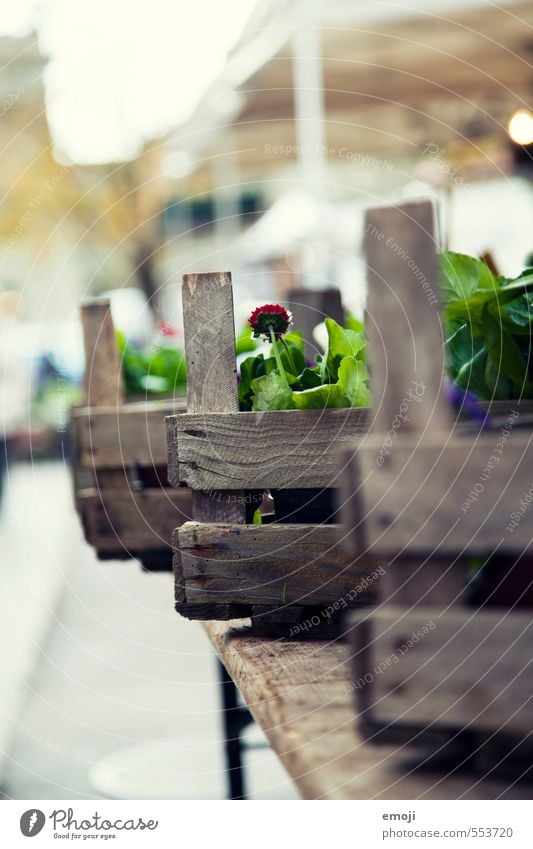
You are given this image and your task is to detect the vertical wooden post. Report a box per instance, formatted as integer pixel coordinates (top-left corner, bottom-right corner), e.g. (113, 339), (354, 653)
(80, 298), (126, 491)
(181, 271), (246, 524)
(287, 288), (344, 362)
(364, 199), (449, 435)
(349, 199), (458, 601)
(81, 299), (124, 408)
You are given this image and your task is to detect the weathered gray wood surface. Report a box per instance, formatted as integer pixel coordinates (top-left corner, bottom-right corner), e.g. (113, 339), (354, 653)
(350, 200), (533, 558)
(364, 199), (448, 435)
(78, 487), (191, 553)
(175, 521), (379, 606)
(351, 606), (533, 736)
(168, 408), (370, 490)
(74, 400), (184, 468)
(75, 300), (189, 564)
(81, 299), (124, 408)
(206, 621), (531, 799)
(173, 272), (245, 616)
(181, 271), (246, 526)
(343, 432), (533, 556)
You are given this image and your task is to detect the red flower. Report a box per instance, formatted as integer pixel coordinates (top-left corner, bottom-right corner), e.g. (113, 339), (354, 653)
(248, 303), (292, 339)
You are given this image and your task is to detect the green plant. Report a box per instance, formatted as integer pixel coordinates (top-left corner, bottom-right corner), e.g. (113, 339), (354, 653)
(441, 252), (533, 401)
(116, 331), (187, 397)
(239, 304), (371, 411)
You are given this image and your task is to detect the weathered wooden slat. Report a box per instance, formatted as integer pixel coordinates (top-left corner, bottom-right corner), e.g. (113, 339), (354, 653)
(74, 400), (184, 468)
(78, 487), (191, 552)
(175, 521), (380, 606)
(351, 606), (533, 736)
(181, 271), (246, 525)
(173, 272), (246, 616)
(205, 621), (531, 799)
(364, 199), (448, 436)
(168, 407), (370, 490)
(345, 433), (533, 556)
(81, 299), (124, 407)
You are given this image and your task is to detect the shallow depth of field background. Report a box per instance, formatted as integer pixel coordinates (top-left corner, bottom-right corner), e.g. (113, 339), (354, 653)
(1, 0), (533, 799)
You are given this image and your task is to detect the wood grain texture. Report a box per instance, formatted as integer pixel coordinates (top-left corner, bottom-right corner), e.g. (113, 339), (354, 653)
(182, 272), (240, 416)
(205, 621), (530, 799)
(174, 521), (379, 606)
(172, 272), (246, 617)
(364, 200), (449, 435)
(347, 432), (533, 555)
(168, 408), (370, 490)
(81, 299), (124, 408)
(78, 486), (192, 552)
(74, 400), (184, 468)
(181, 271), (246, 526)
(351, 606), (533, 736)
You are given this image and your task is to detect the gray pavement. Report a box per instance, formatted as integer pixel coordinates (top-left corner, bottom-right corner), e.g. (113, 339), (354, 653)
(0, 461), (297, 800)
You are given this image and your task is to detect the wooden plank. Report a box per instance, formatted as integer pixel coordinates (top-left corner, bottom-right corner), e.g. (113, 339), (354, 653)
(364, 199), (449, 436)
(347, 433), (533, 555)
(351, 606), (533, 736)
(181, 271), (246, 525)
(168, 407), (370, 489)
(173, 272), (246, 617)
(74, 400), (184, 468)
(175, 521), (380, 606)
(78, 487), (191, 552)
(80, 299), (124, 407)
(205, 621), (531, 799)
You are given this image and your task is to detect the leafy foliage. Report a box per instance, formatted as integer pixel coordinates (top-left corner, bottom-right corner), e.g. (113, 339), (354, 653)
(441, 252), (533, 400)
(238, 318), (371, 411)
(116, 332), (187, 397)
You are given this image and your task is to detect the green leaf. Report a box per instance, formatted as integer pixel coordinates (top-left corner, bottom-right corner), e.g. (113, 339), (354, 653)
(446, 324), (490, 399)
(337, 357), (371, 407)
(445, 274), (533, 324)
(251, 372), (295, 411)
(344, 313), (365, 334)
(235, 325), (258, 355)
(454, 348), (490, 400)
(274, 340), (306, 378)
(489, 292), (533, 336)
(284, 330), (304, 352)
(440, 251), (497, 304)
(321, 318), (366, 382)
(239, 355), (265, 411)
(446, 324), (484, 378)
(292, 383), (349, 409)
(293, 367), (322, 390)
(482, 306), (528, 393)
(484, 356), (513, 400)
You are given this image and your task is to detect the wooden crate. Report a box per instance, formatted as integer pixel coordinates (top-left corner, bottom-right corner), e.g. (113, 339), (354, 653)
(71, 299), (192, 571)
(342, 199), (533, 776)
(166, 272), (378, 636)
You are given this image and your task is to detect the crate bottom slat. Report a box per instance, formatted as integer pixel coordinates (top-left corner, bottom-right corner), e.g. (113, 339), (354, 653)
(78, 487), (192, 556)
(173, 521), (381, 612)
(350, 606), (533, 776)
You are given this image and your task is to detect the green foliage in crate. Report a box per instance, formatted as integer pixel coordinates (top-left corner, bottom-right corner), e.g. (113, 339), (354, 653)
(441, 252), (533, 401)
(239, 304), (371, 411)
(116, 331), (187, 397)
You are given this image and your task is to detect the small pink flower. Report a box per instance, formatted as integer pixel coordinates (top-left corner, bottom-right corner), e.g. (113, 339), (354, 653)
(159, 321), (178, 338)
